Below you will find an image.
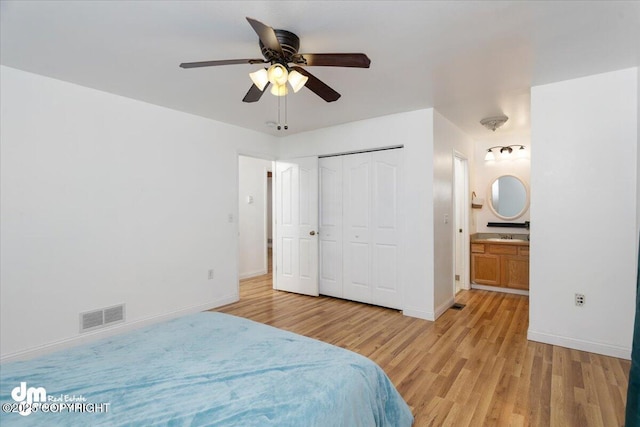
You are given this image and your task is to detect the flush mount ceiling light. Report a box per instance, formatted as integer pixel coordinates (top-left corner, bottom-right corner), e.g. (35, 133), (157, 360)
(480, 115), (509, 132)
(484, 145), (526, 161)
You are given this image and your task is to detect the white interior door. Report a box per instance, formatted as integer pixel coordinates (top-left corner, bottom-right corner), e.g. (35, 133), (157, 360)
(453, 155), (469, 294)
(319, 156), (343, 297)
(274, 157), (319, 296)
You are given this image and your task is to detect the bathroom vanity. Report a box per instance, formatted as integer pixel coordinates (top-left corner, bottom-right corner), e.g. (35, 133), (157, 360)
(470, 173), (530, 294)
(471, 235), (529, 292)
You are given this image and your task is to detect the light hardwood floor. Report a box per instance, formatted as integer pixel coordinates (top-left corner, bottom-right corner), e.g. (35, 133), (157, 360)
(215, 272), (630, 426)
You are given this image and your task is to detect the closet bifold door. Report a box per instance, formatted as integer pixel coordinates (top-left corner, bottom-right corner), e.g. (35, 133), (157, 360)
(318, 156), (343, 298)
(370, 149), (402, 309)
(343, 152), (373, 305)
(341, 149), (403, 309)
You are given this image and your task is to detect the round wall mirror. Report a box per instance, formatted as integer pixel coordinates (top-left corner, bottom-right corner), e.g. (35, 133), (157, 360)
(488, 175), (529, 220)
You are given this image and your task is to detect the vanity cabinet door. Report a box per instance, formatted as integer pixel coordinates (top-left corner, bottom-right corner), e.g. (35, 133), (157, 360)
(503, 256), (529, 290)
(471, 253), (501, 286)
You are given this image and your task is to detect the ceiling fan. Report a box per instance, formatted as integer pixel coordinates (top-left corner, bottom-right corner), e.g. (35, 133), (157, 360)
(179, 17), (371, 103)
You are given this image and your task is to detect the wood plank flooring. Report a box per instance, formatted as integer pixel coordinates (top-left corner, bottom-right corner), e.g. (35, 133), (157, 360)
(214, 272), (631, 426)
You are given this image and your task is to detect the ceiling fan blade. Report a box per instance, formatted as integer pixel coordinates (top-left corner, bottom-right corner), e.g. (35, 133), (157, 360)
(246, 17), (284, 57)
(294, 53), (371, 68)
(242, 82), (270, 103)
(180, 59), (266, 69)
(291, 66), (341, 102)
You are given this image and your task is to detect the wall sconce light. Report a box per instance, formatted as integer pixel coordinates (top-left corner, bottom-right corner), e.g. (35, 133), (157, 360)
(484, 145), (526, 161)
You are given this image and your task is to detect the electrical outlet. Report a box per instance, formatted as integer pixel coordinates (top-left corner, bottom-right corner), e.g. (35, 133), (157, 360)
(575, 293), (585, 306)
(208, 269), (215, 280)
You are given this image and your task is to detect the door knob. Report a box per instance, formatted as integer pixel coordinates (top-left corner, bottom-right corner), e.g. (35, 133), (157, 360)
(309, 231), (316, 236)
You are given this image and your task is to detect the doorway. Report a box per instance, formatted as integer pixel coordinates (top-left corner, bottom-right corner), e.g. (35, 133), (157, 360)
(238, 155), (273, 284)
(453, 154), (470, 296)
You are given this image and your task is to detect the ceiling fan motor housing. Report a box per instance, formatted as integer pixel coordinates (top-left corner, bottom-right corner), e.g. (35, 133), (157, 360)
(260, 29), (300, 64)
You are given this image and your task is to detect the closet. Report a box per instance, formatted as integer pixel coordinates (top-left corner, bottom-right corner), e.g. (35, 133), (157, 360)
(319, 148), (403, 309)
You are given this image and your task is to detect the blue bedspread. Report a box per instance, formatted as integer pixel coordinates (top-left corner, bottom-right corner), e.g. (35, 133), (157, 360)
(0, 312), (413, 426)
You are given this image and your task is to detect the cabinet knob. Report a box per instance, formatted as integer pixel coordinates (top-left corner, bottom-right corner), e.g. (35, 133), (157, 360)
(309, 230), (316, 236)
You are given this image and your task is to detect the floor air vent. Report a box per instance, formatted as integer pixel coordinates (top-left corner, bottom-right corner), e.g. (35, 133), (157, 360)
(80, 304), (125, 332)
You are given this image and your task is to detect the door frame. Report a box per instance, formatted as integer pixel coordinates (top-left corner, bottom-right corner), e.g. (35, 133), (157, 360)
(453, 151), (471, 294)
(236, 152), (275, 297)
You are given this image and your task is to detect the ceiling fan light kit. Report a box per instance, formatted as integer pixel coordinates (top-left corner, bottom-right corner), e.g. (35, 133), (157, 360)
(270, 83), (288, 97)
(179, 17), (371, 130)
(267, 63), (288, 86)
(249, 68), (269, 91)
(287, 70), (308, 93)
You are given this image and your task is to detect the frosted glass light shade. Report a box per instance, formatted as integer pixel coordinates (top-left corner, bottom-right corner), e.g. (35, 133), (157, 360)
(499, 146), (513, 158)
(249, 69), (269, 91)
(484, 149), (496, 161)
(288, 70), (308, 93)
(267, 64), (288, 86)
(270, 83), (289, 96)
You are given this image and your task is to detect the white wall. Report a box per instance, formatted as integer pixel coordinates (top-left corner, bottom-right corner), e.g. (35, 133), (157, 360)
(238, 156), (271, 279)
(432, 111), (475, 317)
(529, 67), (638, 359)
(0, 66), (277, 360)
(277, 110), (436, 320)
(474, 132), (531, 233)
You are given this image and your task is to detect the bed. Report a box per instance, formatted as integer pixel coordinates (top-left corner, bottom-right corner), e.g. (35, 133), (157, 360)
(0, 312), (413, 426)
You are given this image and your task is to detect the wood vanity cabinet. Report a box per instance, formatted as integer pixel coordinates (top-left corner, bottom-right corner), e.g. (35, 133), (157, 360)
(471, 242), (529, 290)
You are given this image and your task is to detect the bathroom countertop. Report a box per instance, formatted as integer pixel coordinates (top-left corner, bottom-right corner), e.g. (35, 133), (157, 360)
(470, 233), (530, 245)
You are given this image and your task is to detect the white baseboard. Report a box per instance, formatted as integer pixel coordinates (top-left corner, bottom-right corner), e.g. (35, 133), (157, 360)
(471, 284), (529, 296)
(434, 296), (455, 320)
(402, 307), (435, 321)
(239, 269), (268, 280)
(527, 330), (631, 360)
(0, 295), (239, 363)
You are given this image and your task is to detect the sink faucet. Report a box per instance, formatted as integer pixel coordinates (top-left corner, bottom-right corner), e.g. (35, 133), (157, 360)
(500, 234), (513, 240)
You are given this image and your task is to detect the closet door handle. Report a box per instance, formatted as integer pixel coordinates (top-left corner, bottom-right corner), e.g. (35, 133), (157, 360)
(309, 231), (316, 236)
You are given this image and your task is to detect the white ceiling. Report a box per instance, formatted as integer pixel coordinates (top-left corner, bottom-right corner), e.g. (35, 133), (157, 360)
(1, 1), (639, 139)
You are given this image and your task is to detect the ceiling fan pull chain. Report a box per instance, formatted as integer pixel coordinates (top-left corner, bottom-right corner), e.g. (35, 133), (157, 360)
(277, 94), (281, 130)
(284, 92), (288, 130)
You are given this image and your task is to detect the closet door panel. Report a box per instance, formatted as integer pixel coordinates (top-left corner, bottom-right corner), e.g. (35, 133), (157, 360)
(345, 242), (371, 303)
(319, 157), (343, 297)
(374, 244), (398, 290)
(343, 153), (373, 303)
(371, 149), (402, 309)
